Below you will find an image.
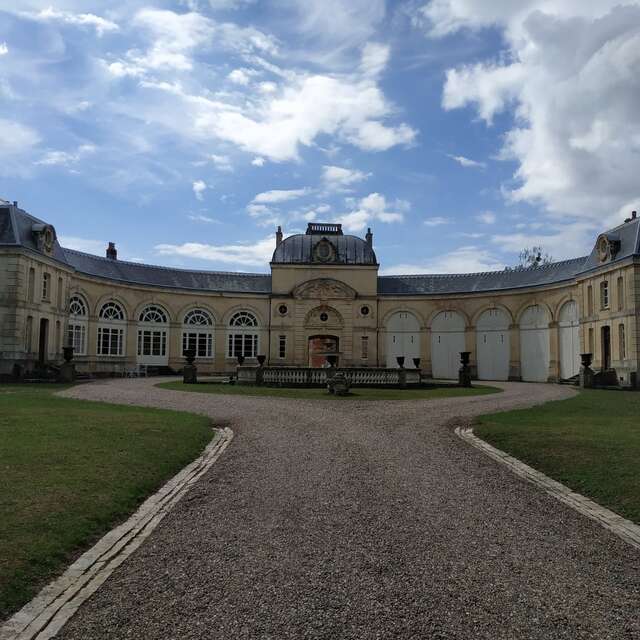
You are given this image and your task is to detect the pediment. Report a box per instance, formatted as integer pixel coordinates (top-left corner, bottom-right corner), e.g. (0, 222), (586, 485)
(292, 278), (357, 300)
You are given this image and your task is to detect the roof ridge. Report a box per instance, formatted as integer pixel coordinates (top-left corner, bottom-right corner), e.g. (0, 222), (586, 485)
(61, 247), (270, 278)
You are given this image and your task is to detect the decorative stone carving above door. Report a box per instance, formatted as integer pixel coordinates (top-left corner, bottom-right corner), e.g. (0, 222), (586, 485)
(292, 278), (356, 300)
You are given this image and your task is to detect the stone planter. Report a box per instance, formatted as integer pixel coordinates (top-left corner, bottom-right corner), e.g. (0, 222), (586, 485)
(63, 346), (74, 363)
(396, 356), (405, 368)
(459, 351), (472, 387)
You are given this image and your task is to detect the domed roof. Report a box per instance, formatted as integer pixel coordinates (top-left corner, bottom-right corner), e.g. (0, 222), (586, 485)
(271, 223), (378, 265)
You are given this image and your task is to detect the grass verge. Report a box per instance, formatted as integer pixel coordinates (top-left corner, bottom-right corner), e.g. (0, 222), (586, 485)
(475, 389), (640, 523)
(0, 384), (212, 620)
(157, 380), (500, 400)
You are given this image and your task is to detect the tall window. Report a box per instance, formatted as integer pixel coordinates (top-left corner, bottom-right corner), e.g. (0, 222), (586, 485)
(588, 327), (594, 354)
(278, 335), (286, 359)
(42, 273), (51, 301)
(619, 323), (626, 359)
(182, 309), (214, 358)
(25, 316), (33, 352)
(361, 335), (369, 360)
(617, 276), (624, 311)
(587, 285), (593, 315)
(600, 281), (609, 310)
(27, 268), (35, 302)
(227, 311), (258, 358)
(67, 295), (88, 356)
(97, 301), (126, 356)
(137, 305), (169, 361)
(57, 277), (63, 309)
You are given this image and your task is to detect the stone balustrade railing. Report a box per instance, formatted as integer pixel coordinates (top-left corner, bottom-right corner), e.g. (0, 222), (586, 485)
(237, 366), (421, 387)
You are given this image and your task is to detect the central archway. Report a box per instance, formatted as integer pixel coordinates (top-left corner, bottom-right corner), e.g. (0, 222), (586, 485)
(431, 311), (465, 379)
(385, 311), (420, 368)
(476, 308), (510, 381)
(308, 335), (339, 367)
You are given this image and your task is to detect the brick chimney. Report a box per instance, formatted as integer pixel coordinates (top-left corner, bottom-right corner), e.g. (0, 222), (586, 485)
(365, 227), (373, 248)
(275, 225), (283, 246)
(106, 242), (117, 260)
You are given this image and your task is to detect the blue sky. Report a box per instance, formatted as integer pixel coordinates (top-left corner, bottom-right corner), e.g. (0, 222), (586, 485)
(1, 1), (639, 273)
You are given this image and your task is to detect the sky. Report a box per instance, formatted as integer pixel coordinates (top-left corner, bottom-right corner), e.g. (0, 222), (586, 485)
(1, 0), (639, 274)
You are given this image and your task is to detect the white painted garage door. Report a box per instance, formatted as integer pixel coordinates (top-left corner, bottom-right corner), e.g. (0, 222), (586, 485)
(559, 300), (580, 379)
(476, 308), (510, 381)
(520, 305), (550, 382)
(431, 311), (465, 379)
(386, 311), (421, 368)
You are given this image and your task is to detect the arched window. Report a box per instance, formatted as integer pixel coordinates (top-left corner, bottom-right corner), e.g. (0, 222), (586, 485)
(227, 311), (259, 358)
(97, 301), (126, 356)
(137, 304), (169, 365)
(182, 309), (214, 358)
(67, 295), (88, 356)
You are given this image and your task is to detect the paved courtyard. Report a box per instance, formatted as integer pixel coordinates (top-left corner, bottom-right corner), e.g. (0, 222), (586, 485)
(56, 379), (639, 639)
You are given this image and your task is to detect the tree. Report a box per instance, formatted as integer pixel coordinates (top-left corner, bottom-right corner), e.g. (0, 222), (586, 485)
(507, 246), (554, 270)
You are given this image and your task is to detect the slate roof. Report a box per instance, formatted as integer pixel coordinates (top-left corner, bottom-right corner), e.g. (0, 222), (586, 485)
(377, 257), (589, 295)
(272, 233), (378, 265)
(3, 203), (640, 296)
(62, 249), (272, 293)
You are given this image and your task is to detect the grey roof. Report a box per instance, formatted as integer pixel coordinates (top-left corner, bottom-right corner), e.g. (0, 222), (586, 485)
(580, 216), (640, 273)
(378, 257), (589, 295)
(62, 249), (272, 293)
(272, 233), (378, 265)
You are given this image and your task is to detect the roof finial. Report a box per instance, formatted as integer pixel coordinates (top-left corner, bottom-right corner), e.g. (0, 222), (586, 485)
(365, 227), (373, 248)
(275, 225), (283, 246)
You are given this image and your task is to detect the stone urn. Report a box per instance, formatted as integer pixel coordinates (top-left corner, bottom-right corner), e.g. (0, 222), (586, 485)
(460, 351), (471, 366)
(327, 371), (350, 396)
(412, 357), (421, 369)
(58, 347), (75, 383)
(62, 346), (74, 363)
(184, 348), (196, 365)
(580, 353), (593, 369)
(396, 356), (405, 368)
(326, 354), (338, 368)
(458, 351), (472, 387)
(579, 353), (594, 389)
(237, 355), (245, 366)
(183, 348), (197, 384)
(257, 354), (266, 367)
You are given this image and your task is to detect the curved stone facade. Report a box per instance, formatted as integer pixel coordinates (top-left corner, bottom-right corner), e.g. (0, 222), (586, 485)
(1, 206), (638, 385)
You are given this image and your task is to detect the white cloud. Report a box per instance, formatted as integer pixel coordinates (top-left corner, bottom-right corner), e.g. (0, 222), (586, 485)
(448, 154), (486, 168)
(251, 156), (265, 166)
(424, 216), (450, 226)
(322, 165), (370, 191)
(476, 211), (496, 224)
(228, 68), (255, 85)
(155, 236), (275, 267)
(188, 214), (219, 223)
(0, 43), (8, 56)
(192, 180), (207, 200)
(29, 7), (119, 36)
(58, 235), (107, 255)
(382, 246), (505, 275)
(209, 154), (233, 171)
(258, 81), (277, 94)
(252, 188), (310, 204)
(429, 2), (640, 220)
(35, 144), (96, 167)
(0, 119), (40, 155)
(339, 192), (408, 232)
(360, 43), (390, 77)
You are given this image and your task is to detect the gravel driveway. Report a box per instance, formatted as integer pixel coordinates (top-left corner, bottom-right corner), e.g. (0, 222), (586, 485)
(56, 379), (639, 640)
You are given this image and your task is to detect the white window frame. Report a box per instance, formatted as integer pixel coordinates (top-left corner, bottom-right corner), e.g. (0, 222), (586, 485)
(42, 272), (51, 301)
(97, 301), (126, 357)
(227, 311), (259, 359)
(600, 280), (609, 310)
(278, 334), (286, 359)
(68, 295), (89, 356)
(182, 309), (214, 359)
(137, 305), (169, 365)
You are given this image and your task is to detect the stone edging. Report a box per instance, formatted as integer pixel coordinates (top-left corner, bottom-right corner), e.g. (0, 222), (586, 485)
(0, 427), (234, 640)
(455, 426), (640, 551)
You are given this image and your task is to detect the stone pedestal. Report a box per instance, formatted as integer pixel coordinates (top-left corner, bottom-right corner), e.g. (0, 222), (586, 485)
(183, 364), (198, 384)
(58, 362), (75, 383)
(579, 366), (594, 388)
(458, 366), (472, 387)
(398, 368), (407, 389)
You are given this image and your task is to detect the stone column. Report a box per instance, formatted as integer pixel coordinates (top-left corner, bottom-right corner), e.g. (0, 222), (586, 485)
(508, 323), (521, 381)
(548, 320), (559, 382)
(465, 325), (476, 379)
(422, 328), (433, 378)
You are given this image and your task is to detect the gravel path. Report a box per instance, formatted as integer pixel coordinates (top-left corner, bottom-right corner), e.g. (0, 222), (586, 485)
(55, 380), (639, 640)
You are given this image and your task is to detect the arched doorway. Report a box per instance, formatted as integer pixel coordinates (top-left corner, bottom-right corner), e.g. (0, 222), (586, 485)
(476, 308), (510, 381)
(558, 301), (580, 379)
(431, 311), (465, 379)
(308, 335), (339, 367)
(385, 311), (420, 368)
(520, 305), (550, 382)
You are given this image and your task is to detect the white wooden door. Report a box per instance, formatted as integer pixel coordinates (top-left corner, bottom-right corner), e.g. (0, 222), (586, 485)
(431, 311), (465, 379)
(559, 300), (580, 379)
(476, 308), (510, 380)
(520, 305), (550, 382)
(386, 311), (420, 367)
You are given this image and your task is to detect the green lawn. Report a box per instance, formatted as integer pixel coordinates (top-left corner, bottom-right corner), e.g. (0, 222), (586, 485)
(0, 384), (212, 620)
(157, 380), (500, 400)
(475, 389), (640, 523)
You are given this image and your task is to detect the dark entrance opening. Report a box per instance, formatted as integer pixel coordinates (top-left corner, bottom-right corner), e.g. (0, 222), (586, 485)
(38, 318), (49, 364)
(601, 325), (611, 370)
(308, 335), (339, 368)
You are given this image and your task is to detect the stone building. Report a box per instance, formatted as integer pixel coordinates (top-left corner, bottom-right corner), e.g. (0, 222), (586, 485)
(1, 201), (638, 385)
